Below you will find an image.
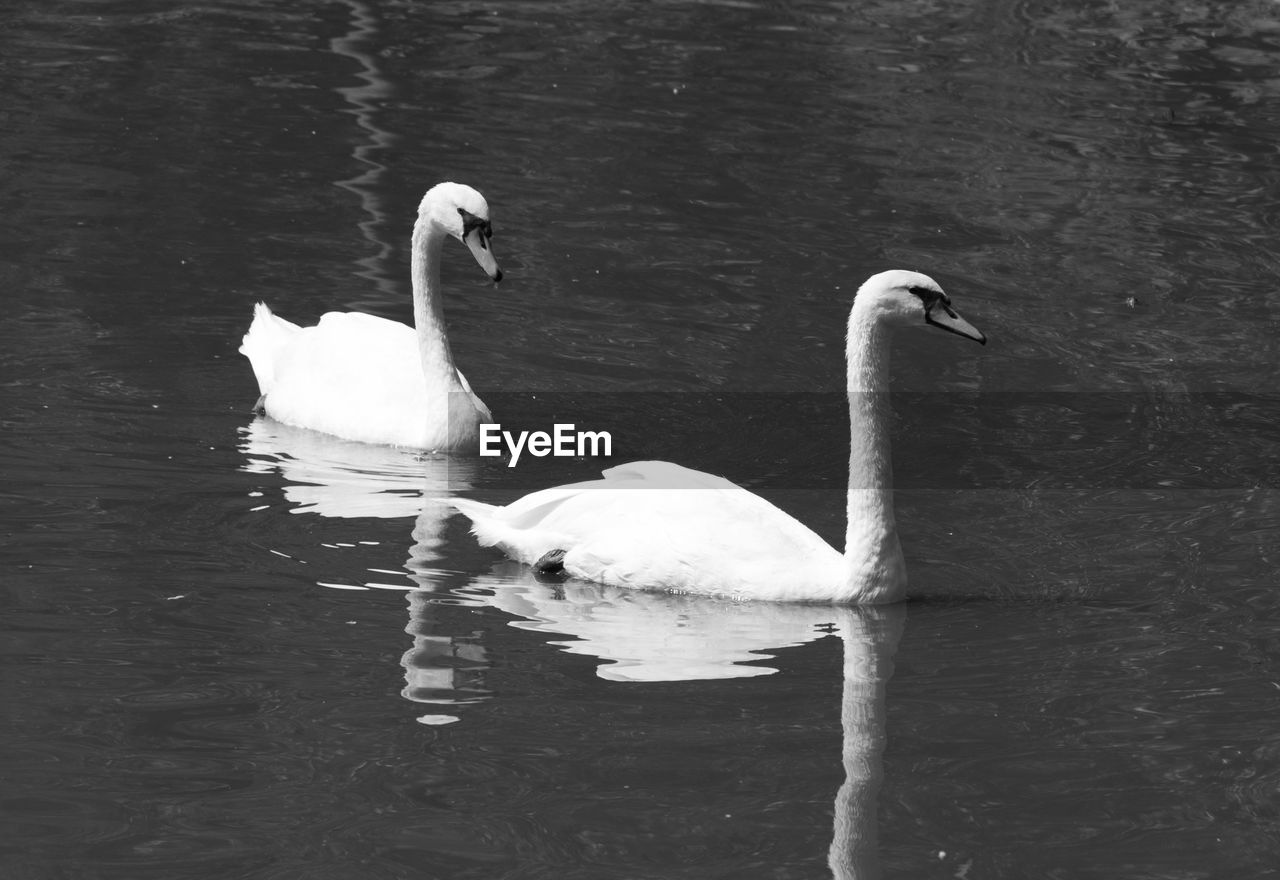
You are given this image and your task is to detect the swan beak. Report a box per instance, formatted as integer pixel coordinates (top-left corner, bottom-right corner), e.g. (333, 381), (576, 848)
(465, 229), (503, 283)
(927, 304), (987, 345)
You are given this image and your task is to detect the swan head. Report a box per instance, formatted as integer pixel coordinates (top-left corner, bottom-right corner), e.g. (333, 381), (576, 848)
(419, 182), (503, 282)
(852, 269), (986, 344)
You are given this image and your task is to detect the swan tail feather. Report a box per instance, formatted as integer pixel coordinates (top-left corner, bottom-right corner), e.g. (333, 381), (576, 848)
(448, 498), (510, 549)
(449, 497), (500, 524)
(239, 302), (302, 396)
(449, 495), (575, 564)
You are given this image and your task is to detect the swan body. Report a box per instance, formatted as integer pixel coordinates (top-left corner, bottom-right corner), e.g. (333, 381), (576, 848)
(452, 460), (851, 602)
(451, 270), (985, 604)
(240, 181), (502, 450)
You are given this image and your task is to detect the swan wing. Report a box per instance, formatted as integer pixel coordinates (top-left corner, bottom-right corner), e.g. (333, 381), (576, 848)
(451, 460), (842, 599)
(256, 313), (432, 443)
(598, 459), (743, 491)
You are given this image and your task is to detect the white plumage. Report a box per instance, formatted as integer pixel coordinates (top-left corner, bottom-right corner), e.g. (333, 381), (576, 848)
(240, 182), (501, 450)
(451, 270), (986, 604)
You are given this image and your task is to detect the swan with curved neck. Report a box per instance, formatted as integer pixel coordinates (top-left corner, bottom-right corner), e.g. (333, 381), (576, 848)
(451, 270), (985, 604)
(240, 182), (502, 451)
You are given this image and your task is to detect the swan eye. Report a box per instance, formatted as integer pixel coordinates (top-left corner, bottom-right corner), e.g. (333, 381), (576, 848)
(907, 285), (942, 306)
(457, 207), (494, 248)
(909, 285), (960, 320)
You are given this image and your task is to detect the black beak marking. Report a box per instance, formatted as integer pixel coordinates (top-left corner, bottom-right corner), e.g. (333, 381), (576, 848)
(911, 284), (985, 344)
(458, 207), (493, 250)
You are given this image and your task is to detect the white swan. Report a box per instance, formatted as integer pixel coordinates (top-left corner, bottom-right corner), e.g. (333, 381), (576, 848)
(450, 269), (985, 604)
(239, 182), (502, 450)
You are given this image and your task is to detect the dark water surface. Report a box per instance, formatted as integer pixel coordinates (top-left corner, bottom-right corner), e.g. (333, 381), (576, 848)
(5, 1), (1280, 877)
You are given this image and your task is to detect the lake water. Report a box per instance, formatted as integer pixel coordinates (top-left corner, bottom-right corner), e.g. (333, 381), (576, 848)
(4, 1), (1280, 877)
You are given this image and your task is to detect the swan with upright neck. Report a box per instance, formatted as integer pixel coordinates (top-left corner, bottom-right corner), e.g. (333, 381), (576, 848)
(240, 182), (502, 451)
(450, 270), (985, 604)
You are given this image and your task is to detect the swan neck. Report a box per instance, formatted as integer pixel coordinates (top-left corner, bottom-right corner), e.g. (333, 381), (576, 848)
(827, 607), (901, 880)
(410, 222), (461, 391)
(842, 310), (906, 604)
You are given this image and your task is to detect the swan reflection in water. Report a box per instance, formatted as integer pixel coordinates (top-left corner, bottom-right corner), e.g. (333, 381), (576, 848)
(445, 568), (904, 879)
(238, 422), (903, 877)
(238, 417), (484, 720)
(239, 416), (474, 522)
